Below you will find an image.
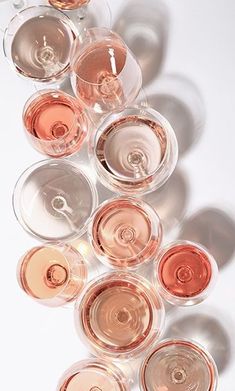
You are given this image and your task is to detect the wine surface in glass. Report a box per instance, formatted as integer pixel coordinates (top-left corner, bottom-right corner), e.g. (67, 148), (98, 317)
(81, 279), (153, 353)
(92, 198), (159, 268)
(96, 115), (167, 182)
(142, 340), (215, 391)
(11, 15), (75, 80)
(19, 247), (86, 301)
(158, 244), (212, 298)
(74, 41), (127, 107)
(24, 91), (87, 156)
(49, 0), (90, 10)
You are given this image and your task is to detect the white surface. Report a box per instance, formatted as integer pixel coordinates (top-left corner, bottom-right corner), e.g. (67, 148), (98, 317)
(1, 0), (235, 390)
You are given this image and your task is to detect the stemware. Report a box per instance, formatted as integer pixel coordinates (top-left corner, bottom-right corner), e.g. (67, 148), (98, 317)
(140, 339), (218, 391)
(154, 240), (218, 306)
(70, 27), (142, 114)
(3, 5), (77, 83)
(57, 359), (129, 391)
(17, 243), (87, 307)
(89, 197), (162, 270)
(23, 89), (88, 157)
(13, 159), (98, 241)
(91, 106), (178, 194)
(75, 272), (165, 360)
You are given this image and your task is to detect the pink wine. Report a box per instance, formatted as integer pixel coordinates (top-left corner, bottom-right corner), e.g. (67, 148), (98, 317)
(23, 91), (87, 157)
(77, 273), (165, 359)
(18, 245), (87, 306)
(141, 340), (218, 391)
(91, 198), (162, 269)
(57, 360), (128, 391)
(157, 242), (216, 305)
(11, 15), (75, 81)
(49, 0), (90, 10)
(95, 115), (167, 193)
(72, 41), (128, 110)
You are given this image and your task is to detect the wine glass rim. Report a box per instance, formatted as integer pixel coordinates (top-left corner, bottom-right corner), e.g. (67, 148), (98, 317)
(22, 89), (88, 145)
(88, 195), (162, 268)
(12, 158), (99, 242)
(70, 27), (132, 87)
(3, 5), (78, 83)
(154, 239), (218, 301)
(140, 338), (218, 391)
(93, 106), (178, 184)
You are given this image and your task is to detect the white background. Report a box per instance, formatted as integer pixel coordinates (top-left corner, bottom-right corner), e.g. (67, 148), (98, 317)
(0, 0), (235, 390)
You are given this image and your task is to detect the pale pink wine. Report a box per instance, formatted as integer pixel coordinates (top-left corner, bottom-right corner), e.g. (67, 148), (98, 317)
(11, 15), (75, 80)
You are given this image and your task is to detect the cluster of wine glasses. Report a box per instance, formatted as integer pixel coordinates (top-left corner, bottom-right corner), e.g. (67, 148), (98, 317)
(3, 0), (219, 390)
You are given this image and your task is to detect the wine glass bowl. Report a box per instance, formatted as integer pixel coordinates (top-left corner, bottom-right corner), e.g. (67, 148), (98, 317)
(17, 244), (87, 307)
(13, 159), (98, 242)
(3, 5), (77, 83)
(91, 106), (178, 194)
(154, 240), (218, 306)
(89, 197), (162, 270)
(70, 27), (142, 114)
(23, 89), (88, 157)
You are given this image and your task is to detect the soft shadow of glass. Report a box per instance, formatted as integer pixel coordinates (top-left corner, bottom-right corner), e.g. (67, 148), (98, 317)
(178, 208), (235, 269)
(147, 74), (205, 157)
(142, 167), (190, 237)
(164, 306), (233, 374)
(113, 0), (169, 87)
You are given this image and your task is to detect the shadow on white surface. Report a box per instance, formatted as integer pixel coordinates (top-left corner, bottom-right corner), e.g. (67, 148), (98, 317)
(178, 207), (235, 270)
(164, 305), (234, 375)
(147, 73), (205, 158)
(113, 0), (169, 87)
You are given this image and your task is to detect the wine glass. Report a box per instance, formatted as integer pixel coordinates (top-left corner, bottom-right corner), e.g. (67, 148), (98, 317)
(70, 27), (143, 114)
(48, 0), (112, 31)
(140, 339), (218, 391)
(89, 197), (162, 270)
(154, 240), (218, 306)
(17, 243), (87, 307)
(75, 272), (165, 360)
(90, 106), (178, 194)
(3, 5), (77, 83)
(57, 359), (130, 391)
(13, 159), (98, 242)
(23, 89), (88, 157)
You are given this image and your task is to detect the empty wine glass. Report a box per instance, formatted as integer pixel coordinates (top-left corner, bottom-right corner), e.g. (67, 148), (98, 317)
(48, 0), (111, 31)
(23, 89), (88, 157)
(90, 106), (178, 194)
(57, 359), (130, 391)
(89, 197), (162, 270)
(154, 240), (218, 306)
(70, 27), (142, 114)
(140, 339), (218, 391)
(3, 5), (77, 83)
(17, 243), (87, 307)
(13, 159), (98, 242)
(75, 272), (165, 360)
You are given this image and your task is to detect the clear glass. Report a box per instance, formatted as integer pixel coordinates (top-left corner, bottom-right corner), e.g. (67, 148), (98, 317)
(140, 339), (218, 391)
(70, 27), (142, 114)
(3, 5), (77, 83)
(23, 89), (88, 157)
(91, 106), (178, 194)
(154, 240), (218, 306)
(17, 243), (87, 307)
(89, 197), (162, 270)
(57, 359), (129, 391)
(13, 159), (98, 242)
(75, 272), (165, 360)
(48, 0), (112, 32)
